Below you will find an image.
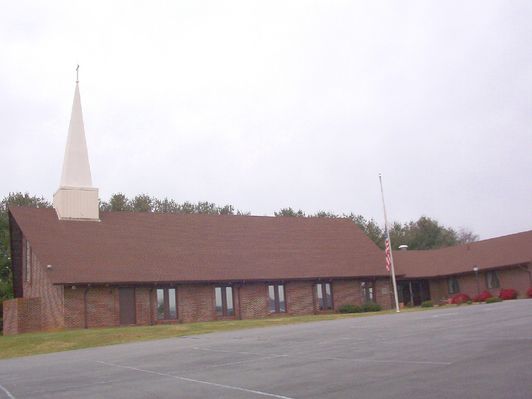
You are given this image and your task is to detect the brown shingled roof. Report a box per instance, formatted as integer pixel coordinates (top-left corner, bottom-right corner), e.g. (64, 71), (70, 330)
(9, 207), (388, 285)
(394, 230), (532, 278)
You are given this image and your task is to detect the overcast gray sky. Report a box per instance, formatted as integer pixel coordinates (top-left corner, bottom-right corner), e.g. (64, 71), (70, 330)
(1, 1), (531, 239)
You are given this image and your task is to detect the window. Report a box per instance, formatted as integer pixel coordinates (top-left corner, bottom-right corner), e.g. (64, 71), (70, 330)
(316, 283), (333, 310)
(215, 286), (234, 316)
(156, 288), (177, 320)
(448, 277), (460, 294)
(24, 240), (31, 283)
(268, 284), (286, 313)
(361, 281), (374, 303)
(486, 271), (500, 289)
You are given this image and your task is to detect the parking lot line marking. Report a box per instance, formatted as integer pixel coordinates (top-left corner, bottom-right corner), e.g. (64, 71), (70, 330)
(431, 313), (458, 318)
(96, 361), (295, 399)
(200, 356), (283, 370)
(192, 347), (288, 358)
(286, 354), (452, 366)
(348, 358), (452, 366)
(0, 383), (15, 399)
(192, 347), (451, 366)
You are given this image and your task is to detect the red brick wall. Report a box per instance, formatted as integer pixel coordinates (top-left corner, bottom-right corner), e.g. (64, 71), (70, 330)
(19, 298), (42, 333)
(6, 279), (395, 335)
(64, 287), (120, 329)
(332, 280), (361, 309)
(428, 265), (531, 302)
(240, 282), (325, 319)
(2, 298), (41, 335)
(497, 266), (531, 296)
(136, 287), (153, 325)
(2, 299), (18, 335)
(239, 283), (269, 319)
(456, 274), (482, 298)
(232, 285), (241, 320)
(375, 278), (392, 310)
(4, 274), (430, 335)
(64, 288), (85, 329)
(64, 285), (218, 328)
(178, 284), (215, 323)
(23, 244), (64, 330)
(285, 281), (315, 315)
(86, 287), (119, 328)
(429, 279), (448, 303)
(331, 279), (392, 310)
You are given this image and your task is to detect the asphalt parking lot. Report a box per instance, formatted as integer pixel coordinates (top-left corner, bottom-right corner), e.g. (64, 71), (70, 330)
(0, 299), (531, 399)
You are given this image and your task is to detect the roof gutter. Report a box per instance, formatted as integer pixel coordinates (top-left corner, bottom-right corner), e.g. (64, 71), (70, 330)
(53, 274), (393, 287)
(398, 261), (531, 279)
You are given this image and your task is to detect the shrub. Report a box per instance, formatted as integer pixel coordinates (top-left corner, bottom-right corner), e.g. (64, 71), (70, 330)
(338, 304), (362, 314)
(527, 287), (532, 298)
(361, 302), (382, 312)
(473, 290), (493, 302)
(486, 296), (502, 304)
(421, 300), (433, 308)
(499, 288), (518, 300)
(451, 293), (471, 305)
(466, 300), (472, 305)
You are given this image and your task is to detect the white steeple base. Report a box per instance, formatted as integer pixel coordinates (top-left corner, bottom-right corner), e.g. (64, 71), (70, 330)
(53, 187), (100, 221)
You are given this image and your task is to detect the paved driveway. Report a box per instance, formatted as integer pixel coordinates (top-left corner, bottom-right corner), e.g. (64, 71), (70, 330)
(1, 299), (531, 399)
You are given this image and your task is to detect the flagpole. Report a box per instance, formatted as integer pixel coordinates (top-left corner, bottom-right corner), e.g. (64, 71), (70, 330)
(379, 173), (400, 313)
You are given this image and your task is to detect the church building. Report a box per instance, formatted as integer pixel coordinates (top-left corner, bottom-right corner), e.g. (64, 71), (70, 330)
(4, 81), (394, 334)
(3, 81), (531, 335)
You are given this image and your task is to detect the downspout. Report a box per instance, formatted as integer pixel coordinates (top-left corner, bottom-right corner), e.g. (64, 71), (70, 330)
(311, 282), (317, 314)
(149, 287), (154, 325)
(237, 284), (242, 320)
(83, 287), (89, 329)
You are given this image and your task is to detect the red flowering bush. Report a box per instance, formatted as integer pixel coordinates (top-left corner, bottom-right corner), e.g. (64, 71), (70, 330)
(499, 288), (518, 300)
(451, 293), (471, 305)
(527, 287), (532, 298)
(473, 290), (493, 302)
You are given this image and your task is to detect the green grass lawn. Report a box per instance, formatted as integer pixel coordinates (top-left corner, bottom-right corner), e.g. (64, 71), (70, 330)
(0, 307), (443, 360)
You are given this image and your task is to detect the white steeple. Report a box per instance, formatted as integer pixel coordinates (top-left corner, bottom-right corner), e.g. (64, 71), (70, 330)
(53, 68), (99, 221)
(59, 82), (93, 188)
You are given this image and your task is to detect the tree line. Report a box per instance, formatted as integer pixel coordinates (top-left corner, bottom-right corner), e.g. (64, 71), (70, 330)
(0, 192), (477, 304)
(274, 207), (477, 250)
(99, 193), (251, 215)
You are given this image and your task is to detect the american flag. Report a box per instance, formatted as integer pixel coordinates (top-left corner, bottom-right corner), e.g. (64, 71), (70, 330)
(384, 230), (391, 272)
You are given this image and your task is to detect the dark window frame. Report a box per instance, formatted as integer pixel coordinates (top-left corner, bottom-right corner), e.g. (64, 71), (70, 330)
(485, 271), (500, 289)
(316, 282), (333, 311)
(268, 284), (286, 314)
(156, 287), (178, 320)
(448, 277), (460, 294)
(215, 286), (234, 317)
(361, 280), (375, 303)
(24, 239), (32, 284)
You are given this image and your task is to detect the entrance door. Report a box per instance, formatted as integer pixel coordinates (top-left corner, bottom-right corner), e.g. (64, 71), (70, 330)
(119, 288), (136, 325)
(399, 280), (432, 306)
